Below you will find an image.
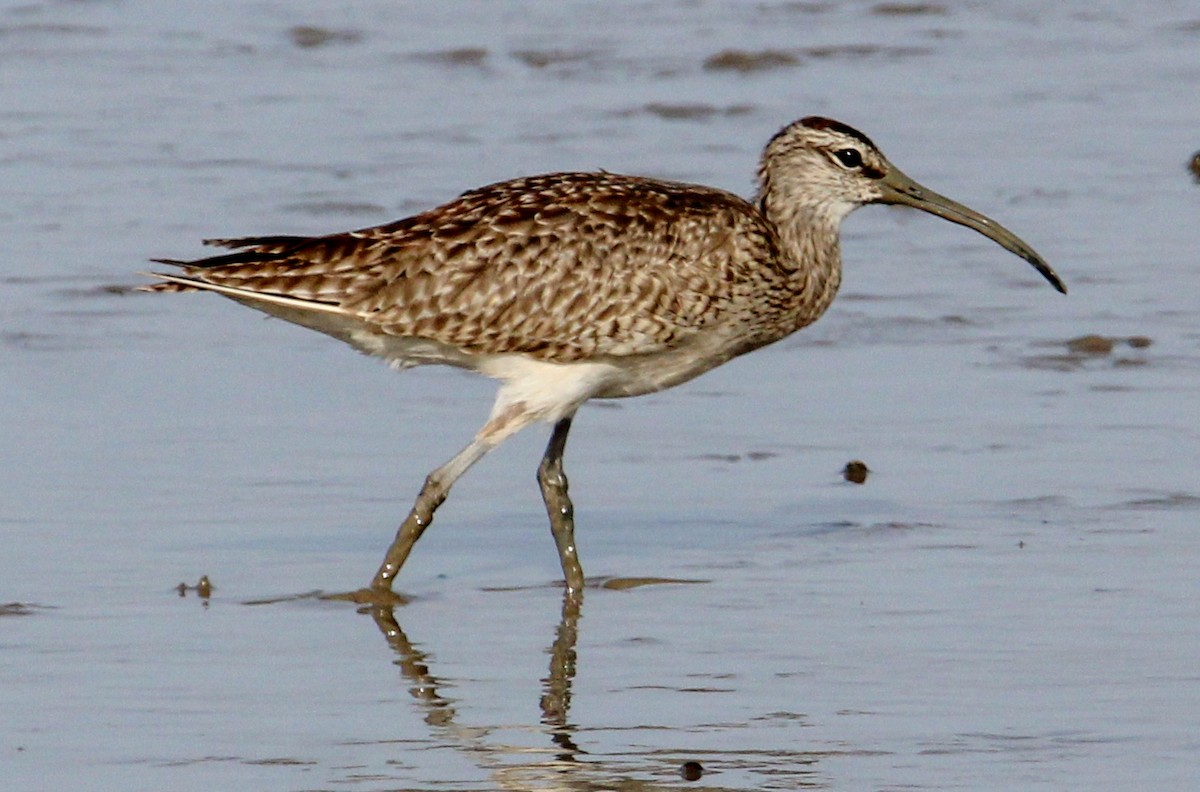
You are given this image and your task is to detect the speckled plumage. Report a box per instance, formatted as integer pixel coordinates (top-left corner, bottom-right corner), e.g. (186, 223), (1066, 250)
(146, 171), (835, 380)
(143, 116), (1063, 598)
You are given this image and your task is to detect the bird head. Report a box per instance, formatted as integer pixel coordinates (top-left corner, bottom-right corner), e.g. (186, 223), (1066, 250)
(757, 116), (1066, 294)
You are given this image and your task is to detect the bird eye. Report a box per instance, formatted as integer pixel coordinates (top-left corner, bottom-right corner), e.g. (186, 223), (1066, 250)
(833, 148), (863, 169)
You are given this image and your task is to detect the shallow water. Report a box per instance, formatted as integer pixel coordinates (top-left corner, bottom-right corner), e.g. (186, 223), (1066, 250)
(3, 1), (1200, 790)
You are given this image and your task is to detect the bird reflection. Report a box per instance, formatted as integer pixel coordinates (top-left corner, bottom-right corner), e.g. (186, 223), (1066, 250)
(366, 603), (459, 729)
(540, 590), (582, 759)
(358, 589), (742, 791)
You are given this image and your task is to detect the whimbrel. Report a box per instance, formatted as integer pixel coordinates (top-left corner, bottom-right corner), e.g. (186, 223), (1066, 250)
(143, 116), (1065, 596)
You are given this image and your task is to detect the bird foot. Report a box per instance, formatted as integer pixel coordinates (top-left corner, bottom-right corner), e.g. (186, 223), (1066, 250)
(323, 586), (412, 608)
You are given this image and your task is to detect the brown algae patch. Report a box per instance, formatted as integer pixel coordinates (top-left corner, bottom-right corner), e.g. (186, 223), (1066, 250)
(694, 450), (778, 463)
(1067, 334), (1116, 355)
(1110, 492), (1200, 511)
(803, 43), (932, 59)
(703, 49), (800, 72)
(288, 26), (362, 49)
(56, 283), (137, 299)
(636, 102), (755, 121)
(1021, 334), (1154, 371)
(406, 47), (489, 67)
(511, 48), (600, 69)
(1068, 334), (1152, 354)
(871, 2), (947, 15)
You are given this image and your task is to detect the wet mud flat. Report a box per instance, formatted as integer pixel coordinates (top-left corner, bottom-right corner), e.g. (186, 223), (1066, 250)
(7, 325), (1197, 791)
(4, 1), (1200, 790)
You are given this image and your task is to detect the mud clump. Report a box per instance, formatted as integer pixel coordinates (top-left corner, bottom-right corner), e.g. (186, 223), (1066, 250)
(843, 460), (870, 484)
(1066, 334), (1153, 356)
(177, 575), (213, 599)
(1067, 334), (1115, 355)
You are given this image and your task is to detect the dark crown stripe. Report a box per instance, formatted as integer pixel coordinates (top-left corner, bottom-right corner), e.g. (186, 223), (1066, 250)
(799, 116), (877, 150)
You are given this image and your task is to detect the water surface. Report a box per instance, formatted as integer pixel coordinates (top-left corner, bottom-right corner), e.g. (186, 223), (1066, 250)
(3, 1), (1199, 790)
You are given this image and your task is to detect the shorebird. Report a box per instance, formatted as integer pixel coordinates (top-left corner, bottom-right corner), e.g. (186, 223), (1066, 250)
(143, 116), (1065, 596)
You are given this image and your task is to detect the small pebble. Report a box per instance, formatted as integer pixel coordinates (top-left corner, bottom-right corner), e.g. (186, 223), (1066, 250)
(1190, 151), (1200, 182)
(680, 761), (704, 781)
(843, 460), (870, 484)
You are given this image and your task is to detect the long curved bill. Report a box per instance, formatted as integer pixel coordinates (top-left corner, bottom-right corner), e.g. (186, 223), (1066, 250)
(877, 167), (1066, 294)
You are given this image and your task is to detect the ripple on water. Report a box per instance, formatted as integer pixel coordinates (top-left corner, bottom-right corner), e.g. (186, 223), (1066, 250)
(0, 602), (56, 617)
(402, 47), (490, 68)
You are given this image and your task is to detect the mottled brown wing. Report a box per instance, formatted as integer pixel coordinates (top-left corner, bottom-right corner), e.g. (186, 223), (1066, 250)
(148, 172), (774, 362)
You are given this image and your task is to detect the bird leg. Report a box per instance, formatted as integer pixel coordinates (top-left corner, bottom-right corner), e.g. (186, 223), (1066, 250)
(370, 471), (450, 591)
(538, 415), (585, 593)
(371, 401), (533, 592)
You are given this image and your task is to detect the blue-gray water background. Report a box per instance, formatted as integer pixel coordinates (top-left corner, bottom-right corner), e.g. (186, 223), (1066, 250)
(3, 1), (1198, 790)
